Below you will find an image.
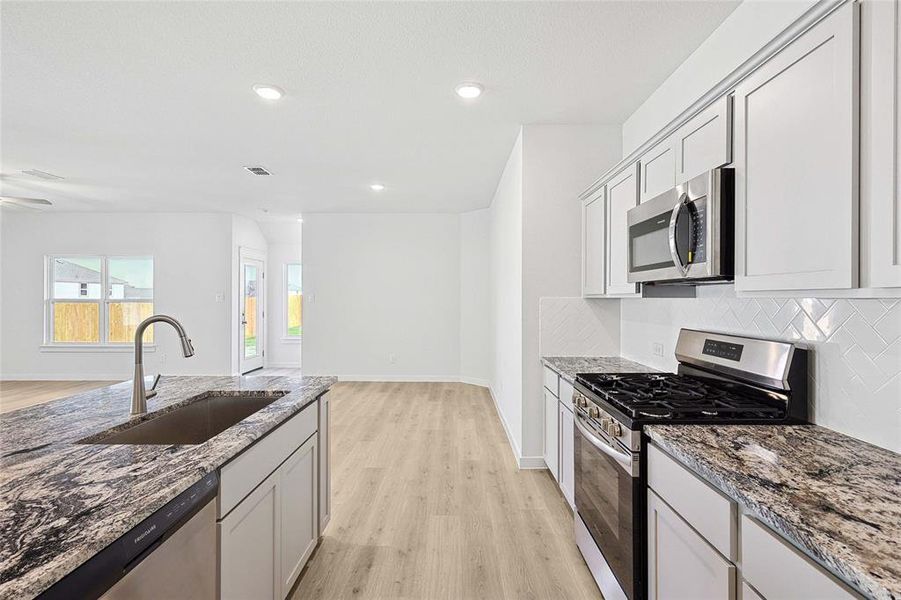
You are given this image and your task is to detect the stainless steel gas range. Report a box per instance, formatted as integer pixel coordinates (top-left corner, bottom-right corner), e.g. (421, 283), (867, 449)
(572, 329), (809, 600)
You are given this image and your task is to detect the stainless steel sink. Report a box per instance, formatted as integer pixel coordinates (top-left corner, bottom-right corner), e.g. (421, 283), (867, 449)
(79, 391), (287, 445)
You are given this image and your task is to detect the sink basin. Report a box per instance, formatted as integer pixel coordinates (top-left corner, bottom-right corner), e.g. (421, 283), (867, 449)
(79, 391), (287, 445)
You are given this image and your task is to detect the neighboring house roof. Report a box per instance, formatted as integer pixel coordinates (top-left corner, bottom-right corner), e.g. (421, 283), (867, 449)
(53, 258), (152, 298)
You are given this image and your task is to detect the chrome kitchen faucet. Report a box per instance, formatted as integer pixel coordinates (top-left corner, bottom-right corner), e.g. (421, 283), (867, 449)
(132, 315), (194, 415)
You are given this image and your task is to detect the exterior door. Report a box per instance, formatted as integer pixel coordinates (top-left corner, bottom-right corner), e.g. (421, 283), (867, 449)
(240, 257), (265, 373)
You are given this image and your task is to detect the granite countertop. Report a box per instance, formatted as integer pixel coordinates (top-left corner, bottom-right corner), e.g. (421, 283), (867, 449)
(0, 374), (336, 599)
(541, 355), (657, 382)
(645, 424), (901, 600)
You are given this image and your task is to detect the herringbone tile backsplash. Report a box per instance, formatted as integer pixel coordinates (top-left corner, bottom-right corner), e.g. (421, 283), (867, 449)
(620, 286), (900, 452)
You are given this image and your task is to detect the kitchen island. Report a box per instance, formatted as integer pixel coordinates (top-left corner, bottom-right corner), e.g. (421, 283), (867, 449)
(0, 374), (335, 599)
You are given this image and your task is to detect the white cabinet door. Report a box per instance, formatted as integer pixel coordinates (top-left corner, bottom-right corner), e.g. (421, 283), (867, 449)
(734, 3), (859, 291)
(280, 434), (319, 598)
(640, 139), (676, 203)
(219, 471), (280, 600)
(582, 187), (607, 297)
(544, 389), (559, 481)
(675, 96), (732, 184)
(558, 403), (574, 509)
(607, 164), (641, 296)
(861, 0), (901, 287)
(318, 392), (331, 533)
(647, 490), (736, 600)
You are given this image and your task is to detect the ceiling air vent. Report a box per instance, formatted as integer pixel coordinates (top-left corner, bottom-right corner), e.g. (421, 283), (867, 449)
(22, 169), (65, 180)
(243, 166), (272, 176)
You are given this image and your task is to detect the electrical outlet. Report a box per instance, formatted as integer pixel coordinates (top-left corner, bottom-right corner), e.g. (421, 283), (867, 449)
(389, 353), (397, 365)
(652, 343), (664, 358)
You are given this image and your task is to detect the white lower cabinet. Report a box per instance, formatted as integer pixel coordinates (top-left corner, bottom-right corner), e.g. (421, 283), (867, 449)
(647, 490), (735, 600)
(279, 435), (319, 597)
(219, 471), (280, 600)
(544, 389), (559, 481)
(218, 401), (325, 600)
(648, 443), (864, 600)
(558, 403), (574, 509)
(318, 392), (331, 533)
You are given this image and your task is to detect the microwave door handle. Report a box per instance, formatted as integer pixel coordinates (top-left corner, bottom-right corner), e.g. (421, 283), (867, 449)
(574, 413), (638, 477)
(668, 194), (690, 277)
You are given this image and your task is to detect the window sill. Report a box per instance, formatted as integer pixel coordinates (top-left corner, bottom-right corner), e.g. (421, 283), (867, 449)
(280, 337), (303, 344)
(40, 344), (157, 353)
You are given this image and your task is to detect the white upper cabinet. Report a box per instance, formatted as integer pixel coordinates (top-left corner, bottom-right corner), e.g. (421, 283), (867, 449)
(675, 96), (732, 184)
(734, 2), (859, 292)
(582, 186), (607, 297)
(639, 140), (676, 203)
(606, 164), (641, 296)
(639, 96), (732, 205)
(861, 0), (901, 288)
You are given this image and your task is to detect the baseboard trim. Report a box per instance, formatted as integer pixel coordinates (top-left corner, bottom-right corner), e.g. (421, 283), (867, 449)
(459, 376), (491, 388)
(518, 455), (549, 469)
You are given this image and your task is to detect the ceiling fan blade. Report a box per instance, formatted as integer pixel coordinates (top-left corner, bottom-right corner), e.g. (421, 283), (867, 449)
(0, 196), (53, 210)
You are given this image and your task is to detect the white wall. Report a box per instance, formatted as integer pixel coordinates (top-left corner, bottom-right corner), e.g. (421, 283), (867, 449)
(488, 132), (525, 456)
(300, 213), (461, 380)
(622, 0), (816, 155)
(519, 124), (622, 458)
(0, 212), (234, 379)
(459, 208), (491, 386)
(259, 222), (303, 369)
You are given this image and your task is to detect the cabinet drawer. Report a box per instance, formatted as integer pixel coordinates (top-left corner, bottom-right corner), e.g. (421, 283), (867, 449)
(543, 366), (560, 397)
(647, 443), (736, 559)
(741, 515), (860, 600)
(219, 402), (318, 518)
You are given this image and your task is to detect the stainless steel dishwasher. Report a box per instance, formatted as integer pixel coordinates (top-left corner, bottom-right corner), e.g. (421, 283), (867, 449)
(39, 472), (218, 600)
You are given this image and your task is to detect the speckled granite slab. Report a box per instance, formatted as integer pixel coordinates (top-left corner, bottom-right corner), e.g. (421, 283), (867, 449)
(541, 356), (657, 382)
(645, 424), (901, 600)
(0, 374), (336, 599)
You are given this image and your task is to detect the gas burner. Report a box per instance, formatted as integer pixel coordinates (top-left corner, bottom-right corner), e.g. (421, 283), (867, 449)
(574, 372), (789, 423)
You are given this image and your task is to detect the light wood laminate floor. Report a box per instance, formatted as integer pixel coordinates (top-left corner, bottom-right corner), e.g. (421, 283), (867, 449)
(0, 380), (119, 414)
(292, 381), (602, 600)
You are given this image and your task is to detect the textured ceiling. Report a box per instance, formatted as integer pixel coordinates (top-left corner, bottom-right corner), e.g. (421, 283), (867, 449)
(1, 1), (739, 216)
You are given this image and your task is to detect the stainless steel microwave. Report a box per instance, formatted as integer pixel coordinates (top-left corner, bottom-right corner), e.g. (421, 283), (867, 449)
(627, 168), (734, 284)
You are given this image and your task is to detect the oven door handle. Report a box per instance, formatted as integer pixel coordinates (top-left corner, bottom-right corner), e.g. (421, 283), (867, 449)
(668, 193), (691, 277)
(574, 413), (639, 477)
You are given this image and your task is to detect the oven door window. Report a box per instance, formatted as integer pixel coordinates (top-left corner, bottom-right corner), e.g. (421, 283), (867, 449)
(630, 212), (675, 273)
(574, 416), (636, 599)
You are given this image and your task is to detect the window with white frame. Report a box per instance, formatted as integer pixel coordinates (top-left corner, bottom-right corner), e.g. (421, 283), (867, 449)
(46, 256), (154, 345)
(285, 263), (302, 337)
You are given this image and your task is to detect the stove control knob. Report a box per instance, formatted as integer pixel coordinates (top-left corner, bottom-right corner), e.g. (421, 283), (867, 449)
(581, 398), (590, 408)
(600, 417), (611, 431)
(588, 406), (599, 418)
(609, 422), (623, 437)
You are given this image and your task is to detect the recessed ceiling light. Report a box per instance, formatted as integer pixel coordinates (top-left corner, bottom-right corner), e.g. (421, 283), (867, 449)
(252, 84), (284, 101)
(370, 183), (385, 192)
(455, 82), (483, 99)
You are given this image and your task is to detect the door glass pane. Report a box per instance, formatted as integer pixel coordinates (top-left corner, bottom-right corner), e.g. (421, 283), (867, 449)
(53, 302), (100, 342)
(286, 264), (302, 336)
(244, 265), (258, 358)
(52, 257), (101, 299)
(108, 258), (154, 300)
(109, 302), (154, 343)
